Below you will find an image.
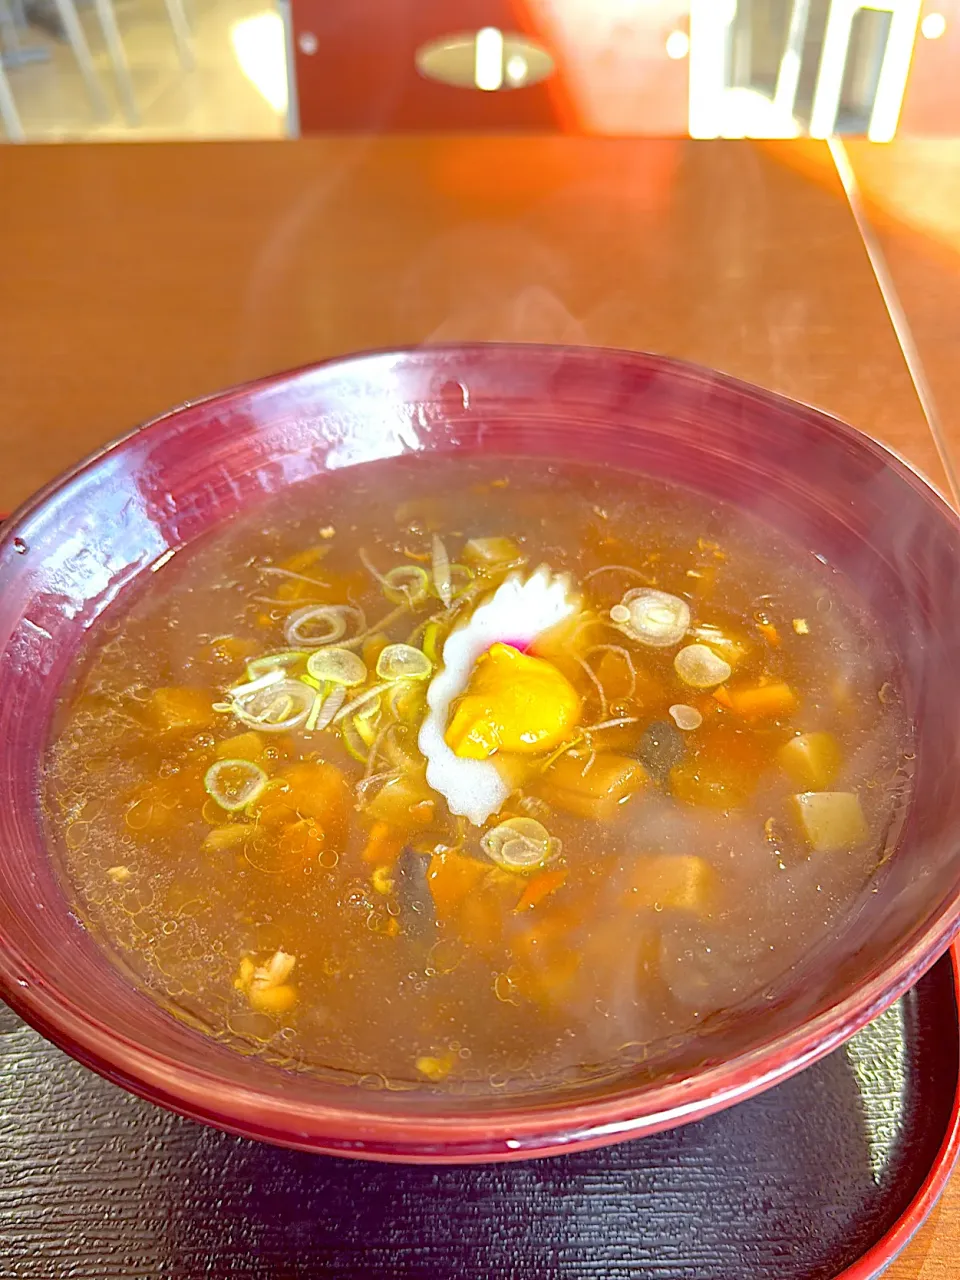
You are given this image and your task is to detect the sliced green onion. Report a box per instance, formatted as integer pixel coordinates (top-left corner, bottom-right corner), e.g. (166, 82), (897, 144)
(674, 643), (732, 689)
(332, 682), (390, 724)
(307, 684), (346, 732)
(360, 548), (430, 608)
(669, 703), (703, 731)
(431, 534), (452, 607)
(353, 702), (382, 745)
(376, 643), (432, 682)
(449, 563), (474, 598)
(245, 650), (309, 681)
(204, 759), (268, 811)
(306, 648), (367, 687)
(421, 622), (442, 665)
(228, 668), (285, 699)
(340, 715), (370, 763)
(383, 565), (431, 607)
(228, 677), (315, 732)
(480, 817), (559, 873)
(284, 604), (364, 650)
(614, 589), (691, 648)
(385, 681), (427, 726)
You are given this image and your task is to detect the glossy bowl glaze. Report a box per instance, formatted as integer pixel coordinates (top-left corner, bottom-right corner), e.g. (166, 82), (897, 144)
(2, 344), (960, 1163)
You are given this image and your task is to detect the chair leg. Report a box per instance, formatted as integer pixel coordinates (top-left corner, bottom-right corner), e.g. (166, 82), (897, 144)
(0, 54), (24, 141)
(50, 0), (111, 119)
(91, 0), (139, 124)
(868, 0), (922, 142)
(0, 0), (23, 55)
(773, 0), (811, 119)
(161, 0), (193, 70)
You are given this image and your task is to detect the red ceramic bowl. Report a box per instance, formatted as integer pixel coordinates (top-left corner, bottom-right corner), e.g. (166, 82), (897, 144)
(2, 344), (960, 1163)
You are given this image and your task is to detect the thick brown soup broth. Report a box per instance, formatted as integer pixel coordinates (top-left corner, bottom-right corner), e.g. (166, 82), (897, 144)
(44, 459), (913, 1095)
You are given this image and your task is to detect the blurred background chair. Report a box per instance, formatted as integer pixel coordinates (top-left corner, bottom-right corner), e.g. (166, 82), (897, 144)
(0, 0), (110, 138)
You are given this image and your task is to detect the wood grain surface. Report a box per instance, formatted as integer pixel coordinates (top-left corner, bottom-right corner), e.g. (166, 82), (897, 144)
(0, 136), (957, 1277)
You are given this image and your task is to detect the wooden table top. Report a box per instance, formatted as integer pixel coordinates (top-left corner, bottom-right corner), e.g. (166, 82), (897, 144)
(0, 136), (957, 1277)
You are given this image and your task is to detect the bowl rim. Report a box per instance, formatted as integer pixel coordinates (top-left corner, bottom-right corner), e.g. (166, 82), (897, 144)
(3, 341), (960, 1162)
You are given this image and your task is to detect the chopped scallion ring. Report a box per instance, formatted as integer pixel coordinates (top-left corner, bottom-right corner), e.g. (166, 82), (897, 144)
(284, 604), (365, 650)
(204, 759), (268, 811)
(306, 648), (367, 687)
(674, 643), (732, 689)
(383, 565), (431, 607)
(227, 677), (315, 732)
(480, 817), (560, 873)
(376, 643), (433, 682)
(613, 589), (691, 648)
(245, 650), (309, 681)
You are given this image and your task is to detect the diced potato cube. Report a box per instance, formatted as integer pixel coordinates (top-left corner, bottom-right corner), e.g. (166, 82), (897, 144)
(625, 855), (716, 915)
(365, 773), (435, 828)
(536, 752), (647, 821)
(415, 1052), (456, 1082)
(778, 732), (841, 790)
(463, 536), (522, 568)
(214, 731), (264, 763)
(791, 791), (868, 852)
(145, 687), (214, 733)
(248, 984), (297, 1014)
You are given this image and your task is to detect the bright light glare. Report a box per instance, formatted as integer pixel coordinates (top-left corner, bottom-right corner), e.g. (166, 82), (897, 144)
(505, 53), (528, 84)
(665, 30), (690, 59)
(475, 26), (504, 91)
(230, 11), (289, 115)
(921, 11), (946, 38)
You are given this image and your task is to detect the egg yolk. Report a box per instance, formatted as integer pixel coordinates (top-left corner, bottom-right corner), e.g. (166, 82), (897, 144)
(444, 642), (581, 760)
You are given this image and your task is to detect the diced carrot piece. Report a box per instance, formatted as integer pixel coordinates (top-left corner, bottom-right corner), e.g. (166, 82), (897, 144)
(361, 821), (407, 867)
(757, 621), (781, 648)
(249, 760), (348, 840)
(460, 879), (516, 956)
(669, 724), (768, 809)
(144, 687), (214, 733)
(427, 852), (488, 925)
(625, 854), (716, 915)
(536, 752), (648, 821)
(514, 868), (568, 913)
(712, 685), (734, 710)
(277, 817), (326, 863)
(725, 682), (796, 720)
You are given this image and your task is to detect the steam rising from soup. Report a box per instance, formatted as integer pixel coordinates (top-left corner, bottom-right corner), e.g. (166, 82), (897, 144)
(44, 458), (913, 1094)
